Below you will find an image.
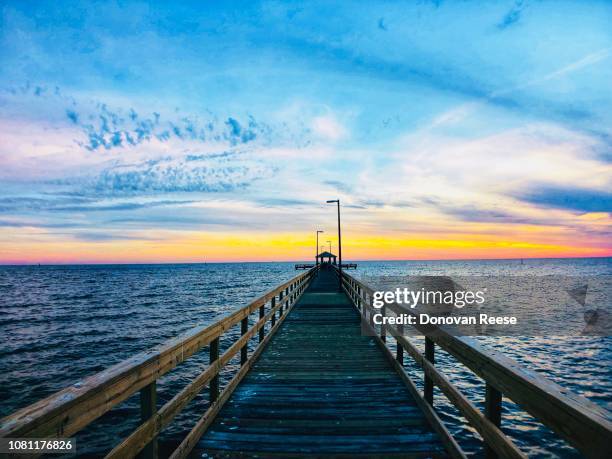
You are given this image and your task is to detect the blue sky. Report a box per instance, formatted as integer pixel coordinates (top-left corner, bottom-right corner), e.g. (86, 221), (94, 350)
(0, 1), (610, 262)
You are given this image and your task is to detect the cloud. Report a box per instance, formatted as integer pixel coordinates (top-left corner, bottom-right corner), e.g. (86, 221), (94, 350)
(433, 203), (544, 225)
(0, 219), (79, 229)
(498, 48), (612, 96)
(497, 1), (526, 30)
(71, 232), (157, 242)
(84, 154), (275, 196)
(72, 105), (269, 151)
(518, 187), (612, 212)
(0, 196), (195, 213)
(323, 180), (353, 194)
(255, 198), (311, 207)
(1, 84), (306, 155)
(311, 115), (347, 141)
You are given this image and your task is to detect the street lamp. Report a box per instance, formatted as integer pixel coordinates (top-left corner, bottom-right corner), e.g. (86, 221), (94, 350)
(326, 199), (342, 290)
(316, 230), (324, 265)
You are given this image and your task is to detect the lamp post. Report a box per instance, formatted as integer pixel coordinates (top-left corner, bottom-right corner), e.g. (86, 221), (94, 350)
(316, 230), (323, 265)
(326, 199), (342, 290)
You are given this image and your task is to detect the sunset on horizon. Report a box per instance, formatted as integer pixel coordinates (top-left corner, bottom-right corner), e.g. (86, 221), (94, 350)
(1, 1), (610, 264)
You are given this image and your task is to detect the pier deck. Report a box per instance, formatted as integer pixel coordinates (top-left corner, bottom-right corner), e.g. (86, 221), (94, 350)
(195, 269), (449, 457)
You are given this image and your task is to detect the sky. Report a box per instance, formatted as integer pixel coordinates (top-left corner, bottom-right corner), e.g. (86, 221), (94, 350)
(0, 0), (611, 264)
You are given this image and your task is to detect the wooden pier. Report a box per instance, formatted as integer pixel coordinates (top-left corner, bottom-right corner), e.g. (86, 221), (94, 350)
(194, 267), (454, 457)
(1, 266), (611, 458)
(295, 263), (357, 270)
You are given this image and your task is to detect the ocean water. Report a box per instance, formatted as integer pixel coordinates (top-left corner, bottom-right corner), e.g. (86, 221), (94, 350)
(0, 259), (610, 458)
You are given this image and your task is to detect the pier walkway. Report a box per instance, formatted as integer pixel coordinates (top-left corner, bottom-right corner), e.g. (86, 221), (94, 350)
(195, 268), (449, 457)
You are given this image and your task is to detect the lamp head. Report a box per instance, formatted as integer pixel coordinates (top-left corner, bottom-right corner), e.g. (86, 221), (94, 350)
(326, 199), (339, 203)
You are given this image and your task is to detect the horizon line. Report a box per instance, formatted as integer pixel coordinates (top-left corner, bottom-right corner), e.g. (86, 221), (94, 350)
(1, 254), (610, 267)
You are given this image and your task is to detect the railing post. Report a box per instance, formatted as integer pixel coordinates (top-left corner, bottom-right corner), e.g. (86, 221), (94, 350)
(279, 290), (284, 314)
(396, 324), (404, 365)
(271, 297), (276, 327)
(210, 337), (219, 403)
(381, 305), (386, 342)
(396, 339), (404, 365)
(424, 337), (435, 405)
(138, 381), (158, 459)
(259, 303), (265, 343)
(484, 383), (502, 459)
(240, 316), (248, 365)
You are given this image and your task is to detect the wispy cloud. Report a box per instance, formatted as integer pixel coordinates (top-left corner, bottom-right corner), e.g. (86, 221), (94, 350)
(0, 196), (195, 213)
(497, 1), (527, 30)
(85, 155), (274, 196)
(517, 186), (612, 213)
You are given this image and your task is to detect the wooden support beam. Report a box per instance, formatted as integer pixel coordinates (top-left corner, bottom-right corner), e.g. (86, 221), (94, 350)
(396, 339), (404, 365)
(258, 303), (265, 343)
(209, 338), (219, 403)
(485, 383), (503, 459)
(424, 337), (435, 405)
(240, 317), (248, 366)
(138, 382), (157, 459)
(271, 297), (276, 327)
(381, 305), (387, 343)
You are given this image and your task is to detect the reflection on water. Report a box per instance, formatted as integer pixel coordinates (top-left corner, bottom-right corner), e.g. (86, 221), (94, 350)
(0, 258), (610, 457)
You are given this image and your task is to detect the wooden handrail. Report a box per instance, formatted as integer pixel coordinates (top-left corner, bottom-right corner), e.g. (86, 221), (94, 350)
(0, 266), (318, 458)
(338, 269), (612, 459)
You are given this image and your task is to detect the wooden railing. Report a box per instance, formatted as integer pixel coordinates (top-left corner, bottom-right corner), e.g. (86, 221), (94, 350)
(0, 267), (318, 458)
(339, 269), (612, 459)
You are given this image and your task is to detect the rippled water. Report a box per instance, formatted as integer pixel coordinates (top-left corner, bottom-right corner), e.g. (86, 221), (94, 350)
(0, 259), (610, 458)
